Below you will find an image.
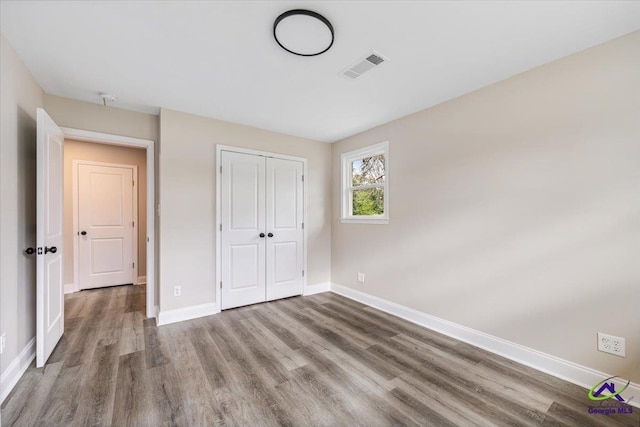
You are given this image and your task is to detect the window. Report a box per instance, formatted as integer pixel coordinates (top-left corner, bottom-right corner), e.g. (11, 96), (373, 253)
(341, 141), (389, 224)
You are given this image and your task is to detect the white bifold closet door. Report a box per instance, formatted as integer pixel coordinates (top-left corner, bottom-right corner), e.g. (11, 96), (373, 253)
(221, 151), (303, 310)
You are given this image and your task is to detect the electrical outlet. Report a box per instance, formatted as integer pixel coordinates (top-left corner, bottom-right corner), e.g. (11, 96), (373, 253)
(174, 286), (182, 297)
(598, 332), (625, 357)
(0, 333), (6, 354)
(357, 272), (365, 283)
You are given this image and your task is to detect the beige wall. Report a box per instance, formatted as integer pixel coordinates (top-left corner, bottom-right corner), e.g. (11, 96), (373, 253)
(44, 94), (158, 142)
(159, 108), (332, 311)
(0, 34), (44, 377)
(63, 139), (147, 285)
(331, 31), (640, 382)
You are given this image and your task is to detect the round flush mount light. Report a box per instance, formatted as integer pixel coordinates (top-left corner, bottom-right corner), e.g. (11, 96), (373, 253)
(273, 9), (334, 56)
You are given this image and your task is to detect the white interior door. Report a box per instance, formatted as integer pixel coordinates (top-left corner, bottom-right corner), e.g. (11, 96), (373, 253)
(221, 151), (266, 309)
(266, 158), (304, 301)
(78, 164), (134, 289)
(36, 108), (64, 367)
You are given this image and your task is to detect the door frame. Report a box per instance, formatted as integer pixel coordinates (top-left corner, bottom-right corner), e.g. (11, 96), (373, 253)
(215, 144), (308, 313)
(62, 127), (156, 319)
(72, 160), (138, 292)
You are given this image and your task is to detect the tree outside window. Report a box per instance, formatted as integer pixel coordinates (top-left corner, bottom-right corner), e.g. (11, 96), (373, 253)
(351, 155), (385, 215)
(341, 141), (389, 224)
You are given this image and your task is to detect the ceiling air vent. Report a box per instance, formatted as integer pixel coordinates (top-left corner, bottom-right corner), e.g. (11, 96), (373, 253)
(340, 51), (388, 80)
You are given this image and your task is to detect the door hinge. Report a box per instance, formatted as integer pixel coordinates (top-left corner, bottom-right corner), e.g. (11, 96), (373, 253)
(302, 270), (305, 277)
(220, 224), (222, 231)
(132, 221), (135, 227)
(220, 165), (222, 174)
(302, 174), (304, 182)
(301, 222), (304, 229)
(133, 180), (135, 187)
(132, 262), (135, 268)
(220, 281), (222, 289)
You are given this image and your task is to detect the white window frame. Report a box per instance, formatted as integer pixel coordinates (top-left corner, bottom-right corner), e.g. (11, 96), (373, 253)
(341, 140), (389, 224)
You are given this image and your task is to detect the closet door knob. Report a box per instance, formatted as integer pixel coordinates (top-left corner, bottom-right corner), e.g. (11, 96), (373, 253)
(267, 233), (274, 238)
(24, 247), (36, 255)
(80, 231), (87, 236)
(259, 233), (265, 238)
(45, 246), (57, 254)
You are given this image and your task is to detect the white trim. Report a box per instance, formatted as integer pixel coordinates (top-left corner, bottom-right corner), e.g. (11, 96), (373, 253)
(303, 282), (331, 296)
(62, 128), (156, 319)
(62, 127), (154, 148)
(339, 218), (389, 225)
(330, 283), (640, 408)
(215, 144), (309, 163)
(72, 160), (138, 292)
(340, 140), (389, 224)
(215, 144), (308, 313)
(157, 303), (219, 326)
(0, 338), (36, 404)
(64, 283), (75, 294)
(137, 276), (147, 285)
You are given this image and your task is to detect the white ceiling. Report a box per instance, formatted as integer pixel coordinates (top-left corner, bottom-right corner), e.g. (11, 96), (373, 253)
(2, 1), (639, 142)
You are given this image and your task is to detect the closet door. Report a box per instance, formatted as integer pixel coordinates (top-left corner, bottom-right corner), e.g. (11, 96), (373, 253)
(220, 151), (266, 309)
(265, 158), (304, 301)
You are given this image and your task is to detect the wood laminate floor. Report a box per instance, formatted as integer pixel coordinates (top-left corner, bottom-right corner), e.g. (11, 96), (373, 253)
(2, 285), (637, 426)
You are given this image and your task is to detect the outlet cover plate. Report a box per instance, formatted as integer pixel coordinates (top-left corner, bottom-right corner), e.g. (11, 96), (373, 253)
(357, 272), (365, 283)
(598, 332), (625, 357)
(174, 286), (182, 297)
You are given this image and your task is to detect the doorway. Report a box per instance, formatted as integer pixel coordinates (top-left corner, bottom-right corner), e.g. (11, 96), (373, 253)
(62, 127), (156, 320)
(217, 146), (307, 310)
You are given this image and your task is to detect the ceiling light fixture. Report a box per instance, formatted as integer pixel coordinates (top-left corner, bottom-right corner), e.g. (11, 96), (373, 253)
(273, 9), (334, 56)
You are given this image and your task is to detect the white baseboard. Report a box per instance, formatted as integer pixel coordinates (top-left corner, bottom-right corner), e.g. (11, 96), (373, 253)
(64, 283), (75, 294)
(137, 276), (147, 285)
(330, 283), (640, 408)
(157, 302), (218, 326)
(158, 281), (330, 326)
(0, 337), (36, 404)
(303, 281), (331, 296)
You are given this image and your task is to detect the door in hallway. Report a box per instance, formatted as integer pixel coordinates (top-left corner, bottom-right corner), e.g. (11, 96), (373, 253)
(77, 163), (135, 289)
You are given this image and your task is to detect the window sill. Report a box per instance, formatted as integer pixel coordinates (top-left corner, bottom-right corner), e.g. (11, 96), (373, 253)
(340, 217), (389, 225)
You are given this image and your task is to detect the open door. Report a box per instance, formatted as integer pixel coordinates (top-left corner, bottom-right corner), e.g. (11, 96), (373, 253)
(36, 108), (64, 367)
